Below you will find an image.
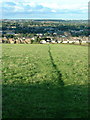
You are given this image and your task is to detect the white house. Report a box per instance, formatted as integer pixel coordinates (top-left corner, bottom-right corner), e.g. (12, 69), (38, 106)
(40, 40), (46, 44)
(31, 37), (35, 40)
(62, 41), (68, 43)
(82, 41), (87, 43)
(51, 40), (56, 43)
(69, 41), (74, 44)
(57, 41), (61, 43)
(75, 41), (79, 44)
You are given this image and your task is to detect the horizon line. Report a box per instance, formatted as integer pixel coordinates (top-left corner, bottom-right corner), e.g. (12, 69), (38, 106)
(1, 18), (88, 20)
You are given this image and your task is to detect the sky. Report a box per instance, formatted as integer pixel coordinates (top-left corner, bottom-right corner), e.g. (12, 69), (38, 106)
(1, 0), (89, 20)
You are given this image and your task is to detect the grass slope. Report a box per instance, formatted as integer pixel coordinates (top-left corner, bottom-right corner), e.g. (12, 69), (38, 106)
(2, 44), (88, 118)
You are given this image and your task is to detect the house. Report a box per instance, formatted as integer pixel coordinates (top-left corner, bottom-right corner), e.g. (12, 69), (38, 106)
(2, 37), (9, 43)
(25, 38), (32, 44)
(40, 40), (46, 44)
(57, 41), (61, 43)
(75, 40), (80, 44)
(14, 39), (19, 44)
(69, 41), (75, 44)
(82, 36), (88, 41)
(22, 37), (25, 40)
(44, 38), (52, 43)
(82, 41), (87, 43)
(8, 38), (14, 44)
(51, 40), (56, 44)
(62, 41), (68, 43)
(36, 33), (43, 36)
(31, 37), (35, 40)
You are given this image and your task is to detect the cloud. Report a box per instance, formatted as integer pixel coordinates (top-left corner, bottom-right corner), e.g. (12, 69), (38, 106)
(2, 1), (88, 19)
(2, 2), (52, 14)
(2, 1), (87, 13)
(3, 2), (16, 6)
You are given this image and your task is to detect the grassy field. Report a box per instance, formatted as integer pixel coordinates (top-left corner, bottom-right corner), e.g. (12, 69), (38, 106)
(2, 44), (88, 118)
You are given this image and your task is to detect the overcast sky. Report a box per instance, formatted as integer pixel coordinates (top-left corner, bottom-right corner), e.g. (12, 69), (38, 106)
(1, 0), (89, 20)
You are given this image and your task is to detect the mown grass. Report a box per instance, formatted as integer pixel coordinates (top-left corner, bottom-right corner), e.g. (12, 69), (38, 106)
(2, 44), (88, 118)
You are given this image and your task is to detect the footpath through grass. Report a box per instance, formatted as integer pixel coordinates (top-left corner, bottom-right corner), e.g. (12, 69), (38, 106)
(2, 44), (88, 118)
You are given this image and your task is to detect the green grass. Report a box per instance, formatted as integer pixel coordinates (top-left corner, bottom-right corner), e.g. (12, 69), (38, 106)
(2, 44), (88, 118)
